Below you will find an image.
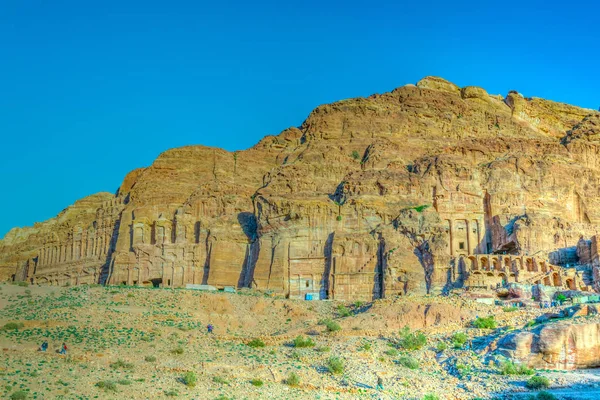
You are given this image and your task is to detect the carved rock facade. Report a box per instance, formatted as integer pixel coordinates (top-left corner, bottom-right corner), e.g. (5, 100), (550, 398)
(2, 77), (600, 300)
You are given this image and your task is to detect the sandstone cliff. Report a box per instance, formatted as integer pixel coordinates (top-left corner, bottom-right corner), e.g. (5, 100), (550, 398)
(1, 77), (599, 300)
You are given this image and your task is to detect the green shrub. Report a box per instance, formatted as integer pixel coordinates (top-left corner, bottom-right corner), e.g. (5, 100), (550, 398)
(247, 338), (266, 348)
(293, 335), (315, 348)
(455, 363), (472, 377)
(337, 304), (352, 317)
(14, 281), (29, 287)
(320, 319), (341, 332)
(499, 360), (534, 376)
(327, 357), (344, 374)
(183, 371), (197, 387)
(359, 342), (371, 351)
(336, 215), (342, 221)
(110, 359), (134, 370)
(397, 326), (427, 351)
(286, 372), (300, 386)
(354, 301), (364, 307)
(164, 389), (179, 396)
(451, 332), (468, 349)
(10, 391), (28, 400)
(384, 348), (399, 356)
(422, 395), (439, 400)
(436, 342), (448, 352)
(526, 376), (550, 390)
(118, 379), (132, 385)
(213, 376), (229, 385)
(556, 293), (567, 303)
(96, 380), (118, 392)
(144, 355), (157, 362)
(503, 306), (518, 312)
(351, 150), (360, 160)
(171, 346), (185, 354)
(2, 322), (24, 331)
(536, 391), (557, 400)
(473, 316), (497, 329)
(315, 346), (330, 353)
(250, 379), (263, 387)
(398, 355), (419, 369)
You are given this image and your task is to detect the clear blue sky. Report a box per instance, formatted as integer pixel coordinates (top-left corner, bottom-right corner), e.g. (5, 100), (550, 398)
(1, 0), (599, 239)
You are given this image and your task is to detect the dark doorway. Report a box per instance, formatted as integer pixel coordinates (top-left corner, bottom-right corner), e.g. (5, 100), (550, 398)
(150, 278), (162, 288)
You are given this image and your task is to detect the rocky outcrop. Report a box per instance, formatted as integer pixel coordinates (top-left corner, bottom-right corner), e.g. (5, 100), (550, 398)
(1, 76), (600, 299)
(498, 321), (600, 370)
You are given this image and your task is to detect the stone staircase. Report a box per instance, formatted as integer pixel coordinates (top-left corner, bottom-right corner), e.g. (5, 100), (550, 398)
(356, 253), (378, 274)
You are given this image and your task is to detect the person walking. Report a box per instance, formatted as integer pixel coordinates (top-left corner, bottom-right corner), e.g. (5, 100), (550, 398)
(376, 375), (383, 391)
(207, 324), (214, 334)
(59, 342), (68, 355)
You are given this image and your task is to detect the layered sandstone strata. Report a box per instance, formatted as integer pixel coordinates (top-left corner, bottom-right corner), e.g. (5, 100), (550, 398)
(1, 77), (599, 300)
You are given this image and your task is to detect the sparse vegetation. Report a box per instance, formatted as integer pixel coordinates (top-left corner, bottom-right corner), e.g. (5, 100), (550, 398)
(327, 356), (344, 374)
(337, 304), (352, 317)
(503, 306), (518, 312)
(473, 316), (497, 329)
(436, 341), (448, 352)
(398, 355), (419, 369)
(384, 348), (399, 356)
(96, 380), (118, 392)
(535, 391), (557, 400)
(286, 372), (300, 386)
(213, 376), (229, 385)
(293, 335), (315, 348)
(451, 332), (468, 349)
(397, 326), (427, 351)
(110, 359), (134, 370)
(250, 379), (264, 387)
(144, 355), (157, 362)
(499, 360), (534, 376)
(247, 338), (266, 348)
(320, 318), (341, 332)
(526, 376), (550, 390)
(422, 395), (439, 400)
(2, 322), (24, 331)
(351, 150), (360, 160)
(171, 346), (185, 354)
(183, 371), (197, 387)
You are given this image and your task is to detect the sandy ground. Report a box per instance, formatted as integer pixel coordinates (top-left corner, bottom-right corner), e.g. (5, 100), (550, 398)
(0, 282), (598, 400)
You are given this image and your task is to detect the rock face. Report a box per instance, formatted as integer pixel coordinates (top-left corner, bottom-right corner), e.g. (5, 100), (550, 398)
(1, 76), (600, 300)
(498, 321), (600, 370)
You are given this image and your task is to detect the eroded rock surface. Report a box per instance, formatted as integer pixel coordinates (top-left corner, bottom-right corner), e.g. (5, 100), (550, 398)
(2, 76), (600, 300)
(498, 321), (600, 370)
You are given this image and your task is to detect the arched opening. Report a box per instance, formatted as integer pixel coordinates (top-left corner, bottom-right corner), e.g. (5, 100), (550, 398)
(543, 276), (551, 286)
(469, 256), (478, 271)
(565, 278), (575, 290)
(540, 262), (547, 273)
(481, 257), (489, 271)
(492, 258), (501, 271)
(526, 258), (534, 272)
(552, 273), (561, 287)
